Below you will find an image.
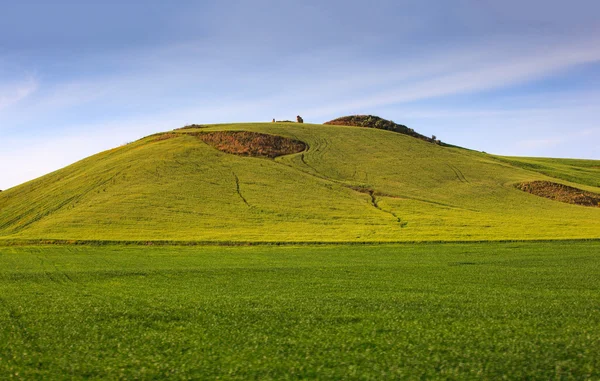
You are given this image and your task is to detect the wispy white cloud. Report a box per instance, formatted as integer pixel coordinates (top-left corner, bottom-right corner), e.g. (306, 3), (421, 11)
(303, 38), (600, 118)
(0, 76), (37, 112)
(3, 32), (599, 128)
(516, 138), (564, 150)
(580, 128), (600, 137)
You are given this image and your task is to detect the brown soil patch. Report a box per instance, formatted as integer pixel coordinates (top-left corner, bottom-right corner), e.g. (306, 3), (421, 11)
(516, 181), (600, 207)
(324, 115), (436, 144)
(196, 131), (306, 158)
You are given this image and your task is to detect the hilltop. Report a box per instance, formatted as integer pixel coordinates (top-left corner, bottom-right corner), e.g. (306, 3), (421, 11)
(325, 115), (436, 143)
(0, 120), (598, 243)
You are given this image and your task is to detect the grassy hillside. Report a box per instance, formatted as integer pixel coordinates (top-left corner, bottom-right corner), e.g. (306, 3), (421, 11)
(0, 122), (598, 242)
(493, 156), (600, 188)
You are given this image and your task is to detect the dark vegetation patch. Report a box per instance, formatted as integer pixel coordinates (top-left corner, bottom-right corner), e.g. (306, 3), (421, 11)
(325, 115), (438, 144)
(516, 181), (600, 207)
(175, 124), (208, 130)
(196, 131), (306, 158)
(448, 261), (479, 266)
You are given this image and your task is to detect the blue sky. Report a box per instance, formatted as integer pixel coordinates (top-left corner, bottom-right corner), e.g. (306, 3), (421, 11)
(1, 0), (599, 190)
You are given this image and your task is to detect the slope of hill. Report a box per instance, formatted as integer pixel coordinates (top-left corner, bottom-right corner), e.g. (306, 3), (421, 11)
(493, 156), (600, 188)
(0, 122), (598, 243)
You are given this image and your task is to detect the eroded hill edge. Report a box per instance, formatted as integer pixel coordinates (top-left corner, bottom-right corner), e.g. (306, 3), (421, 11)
(516, 181), (600, 207)
(194, 131), (307, 158)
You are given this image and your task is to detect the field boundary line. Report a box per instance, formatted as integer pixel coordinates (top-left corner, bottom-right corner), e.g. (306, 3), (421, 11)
(0, 238), (598, 247)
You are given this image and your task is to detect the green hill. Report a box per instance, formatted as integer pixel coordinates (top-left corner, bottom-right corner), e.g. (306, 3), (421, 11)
(0, 122), (598, 243)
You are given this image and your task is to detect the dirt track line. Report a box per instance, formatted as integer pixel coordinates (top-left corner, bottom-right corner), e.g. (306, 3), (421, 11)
(53, 262), (75, 283)
(37, 256), (63, 284)
(233, 172), (250, 207)
(279, 156), (413, 225)
(395, 194), (480, 212)
(447, 164), (462, 182)
(447, 164), (468, 183)
(300, 153), (328, 178)
(3, 167), (131, 234)
(454, 165), (469, 183)
(366, 190), (407, 227)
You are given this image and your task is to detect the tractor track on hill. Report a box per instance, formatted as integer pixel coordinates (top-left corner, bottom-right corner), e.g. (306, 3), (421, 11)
(233, 172), (250, 207)
(53, 262), (75, 283)
(400, 195), (480, 212)
(37, 256), (66, 284)
(0, 167), (131, 234)
(447, 164), (469, 183)
(278, 151), (409, 227)
(299, 153), (329, 178)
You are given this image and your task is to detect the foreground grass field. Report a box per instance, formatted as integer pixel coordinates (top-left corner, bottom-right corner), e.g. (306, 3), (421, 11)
(1, 242), (599, 379)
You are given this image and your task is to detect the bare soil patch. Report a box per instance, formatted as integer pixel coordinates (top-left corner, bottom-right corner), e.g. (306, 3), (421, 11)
(196, 131), (306, 158)
(516, 181), (600, 207)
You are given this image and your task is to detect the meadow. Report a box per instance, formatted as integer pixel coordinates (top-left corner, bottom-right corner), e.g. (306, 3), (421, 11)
(1, 241), (599, 379)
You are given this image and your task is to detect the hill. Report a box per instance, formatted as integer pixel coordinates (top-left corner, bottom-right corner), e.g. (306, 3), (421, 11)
(0, 122), (598, 243)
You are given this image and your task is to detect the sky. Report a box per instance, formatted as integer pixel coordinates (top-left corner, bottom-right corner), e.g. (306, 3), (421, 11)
(1, 0), (599, 190)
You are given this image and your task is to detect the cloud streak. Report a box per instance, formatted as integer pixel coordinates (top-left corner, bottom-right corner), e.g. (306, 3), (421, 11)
(303, 37), (600, 117)
(0, 76), (37, 112)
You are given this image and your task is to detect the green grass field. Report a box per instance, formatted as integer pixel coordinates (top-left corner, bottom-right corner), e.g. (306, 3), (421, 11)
(1, 242), (599, 379)
(0, 122), (598, 243)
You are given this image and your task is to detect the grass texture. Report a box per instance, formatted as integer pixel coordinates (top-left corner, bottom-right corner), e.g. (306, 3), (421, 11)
(0, 122), (598, 242)
(1, 242), (599, 379)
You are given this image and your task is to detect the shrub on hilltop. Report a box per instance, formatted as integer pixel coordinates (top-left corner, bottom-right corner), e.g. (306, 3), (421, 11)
(324, 115), (436, 143)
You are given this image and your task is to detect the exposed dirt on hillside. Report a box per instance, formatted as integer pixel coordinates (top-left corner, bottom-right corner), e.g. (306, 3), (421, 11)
(348, 186), (407, 226)
(196, 131), (306, 158)
(516, 181), (600, 207)
(324, 115), (436, 144)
